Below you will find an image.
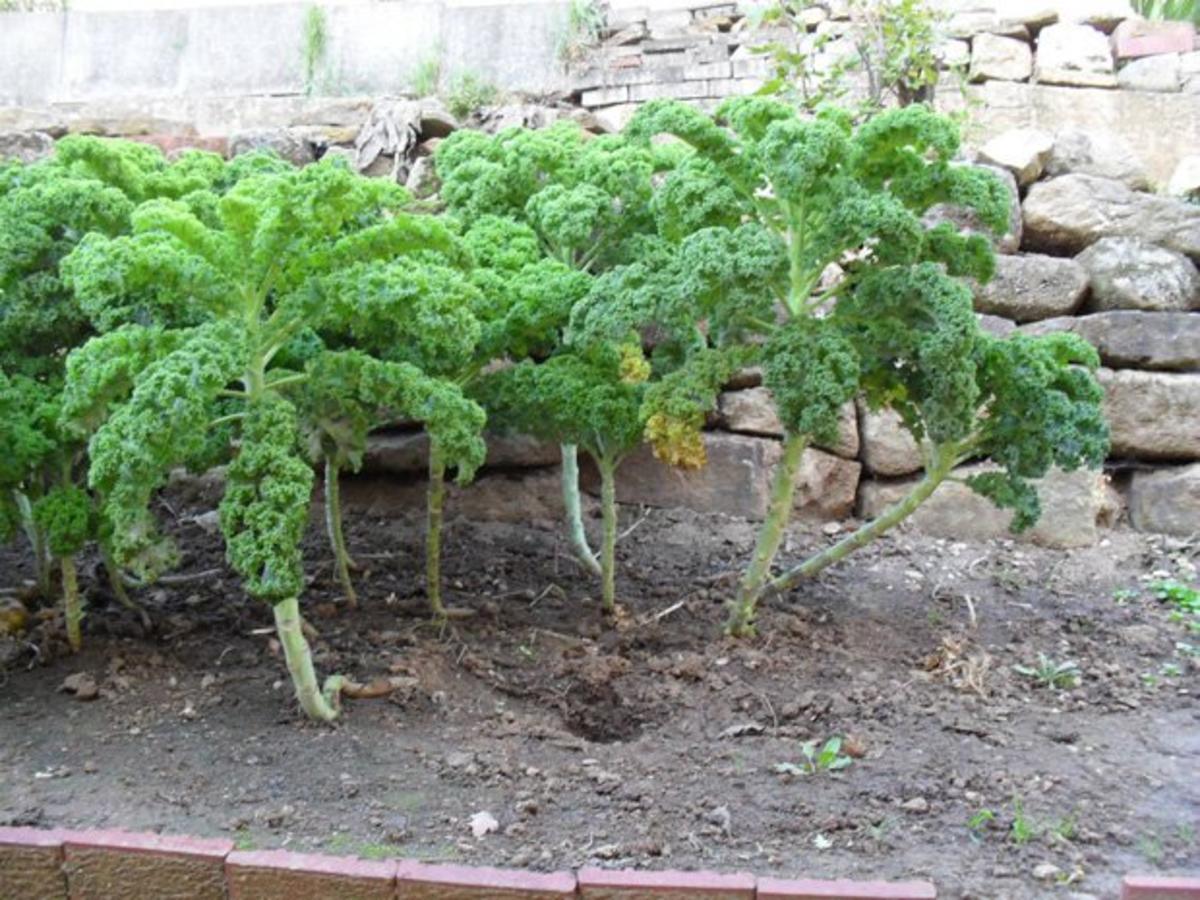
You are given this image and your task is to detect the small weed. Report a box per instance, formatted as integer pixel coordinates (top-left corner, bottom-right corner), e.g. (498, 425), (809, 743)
(1113, 587), (1139, 605)
(1010, 796), (1037, 845)
(302, 5), (329, 96)
(1160, 662), (1183, 678)
(773, 736), (853, 777)
(445, 72), (499, 120)
(1177, 823), (1196, 845)
(1139, 831), (1165, 866)
(1013, 653), (1081, 690)
(967, 807), (995, 842)
(409, 52), (442, 97)
(1142, 672), (1160, 688)
(1150, 578), (1200, 614)
(1049, 814), (1077, 842)
(232, 829), (256, 851)
(556, 0), (604, 65)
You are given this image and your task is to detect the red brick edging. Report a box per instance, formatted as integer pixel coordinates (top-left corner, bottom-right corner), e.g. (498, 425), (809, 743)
(3, 825), (1199, 899)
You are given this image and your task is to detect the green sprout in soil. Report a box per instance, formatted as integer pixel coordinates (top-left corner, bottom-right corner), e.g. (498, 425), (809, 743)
(1113, 587), (1139, 605)
(967, 808), (995, 843)
(773, 736), (854, 777)
(1009, 796), (1037, 845)
(1150, 578), (1200, 615)
(1013, 653), (1081, 690)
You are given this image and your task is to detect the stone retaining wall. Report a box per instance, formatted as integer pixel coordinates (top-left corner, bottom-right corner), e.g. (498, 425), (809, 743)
(1, 0), (1197, 546)
(3, 825), (1197, 899)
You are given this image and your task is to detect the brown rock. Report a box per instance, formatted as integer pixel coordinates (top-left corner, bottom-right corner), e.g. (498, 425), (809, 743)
(857, 404), (923, 477)
(857, 465), (1112, 548)
(1098, 368), (1200, 460)
(1021, 311), (1200, 371)
(0, 131), (54, 163)
(342, 469), (566, 522)
(972, 253), (1089, 322)
(229, 128), (316, 166)
(1128, 463), (1200, 535)
(718, 389), (858, 458)
(362, 431), (560, 474)
(1022, 174), (1200, 259)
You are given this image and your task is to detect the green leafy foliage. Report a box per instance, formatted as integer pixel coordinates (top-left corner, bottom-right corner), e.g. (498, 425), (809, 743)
(773, 736), (854, 777)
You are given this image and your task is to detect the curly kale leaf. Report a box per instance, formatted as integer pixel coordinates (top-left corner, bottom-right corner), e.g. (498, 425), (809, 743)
(220, 395), (314, 602)
(761, 318), (860, 446)
(33, 486), (93, 558)
(88, 321), (245, 576)
(641, 346), (746, 469)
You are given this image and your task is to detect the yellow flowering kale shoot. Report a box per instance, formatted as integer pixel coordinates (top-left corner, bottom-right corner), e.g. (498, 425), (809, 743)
(436, 121), (729, 611)
(61, 157), (483, 720)
(617, 99), (1108, 635)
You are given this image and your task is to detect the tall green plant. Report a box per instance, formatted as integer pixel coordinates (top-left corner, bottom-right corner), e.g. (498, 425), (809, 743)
(61, 160), (482, 720)
(303, 5), (329, 96)
(613, 98), (1108, 636)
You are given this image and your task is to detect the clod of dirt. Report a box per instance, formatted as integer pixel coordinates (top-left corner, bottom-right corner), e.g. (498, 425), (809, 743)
(1033, 862), (1062, 881)
(59, 673), (98, 701)
(469, 811), (499, 838)
(900, 797), (930, 814)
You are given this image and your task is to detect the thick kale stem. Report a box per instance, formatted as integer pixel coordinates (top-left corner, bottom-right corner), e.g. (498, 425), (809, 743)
(61, 556), (82, 653)
(426, 440), (447, 621)
(726, 432), (808, 637)
(14, 490), (51, 598)
(324, 457), (357, 608)
(561, 444), (601, 577)
(597, 453), (619, 614)
(767, 442), (959, 596)
(273, 596), (342, 722)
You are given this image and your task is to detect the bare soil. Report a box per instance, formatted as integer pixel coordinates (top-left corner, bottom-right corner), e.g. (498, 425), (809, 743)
(1, 483), (1198, 900)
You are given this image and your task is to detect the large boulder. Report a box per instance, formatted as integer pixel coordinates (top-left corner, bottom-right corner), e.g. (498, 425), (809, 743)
(1128, 464), (1200, 536)
(229, 128), (316, 166)
(1022, 174), (1200, 258)
(924, 163), (1022, 254)
(1021, 311), (1200, 371)
(718, 389), (859, 459)
(857, 465), (1113, 548)
(972, 253), (1089, 322)
(969, 33), (1034, 82)
(1167, 154), (1200, 200)
(857, 404), (923, 477)
(0, 131), (54, 163)
(1118, 53), (1183, 92)
(1098, 368), (1200, 460)
(1035, 23), (1119, 87)
(1043, 128), (1151, 190)
(582, 434), (860, 521)
(976, 128), (1054, 185)
(362, 431), (561, 474)
(1076, 238), (1200, 312)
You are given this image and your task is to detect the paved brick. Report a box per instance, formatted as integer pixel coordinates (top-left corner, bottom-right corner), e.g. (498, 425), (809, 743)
(398, 860), (576, 897)
(62, 830), (231, 900)
(757, 877), (938, 899)
(1122, 875), (1200, 899)
(577, 866), (755, 898)
(227, 849), (396, 900)
(0, 827), (68, 900)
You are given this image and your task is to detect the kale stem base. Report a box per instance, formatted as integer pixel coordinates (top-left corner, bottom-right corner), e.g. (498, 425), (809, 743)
(426, 443), (447, 621)
(273, 596), (343, 722)
(561, 443), (601, 576)
(61, 556), (82, 653)
(324, 458), (357, 608)
(598, 454), (618, 614)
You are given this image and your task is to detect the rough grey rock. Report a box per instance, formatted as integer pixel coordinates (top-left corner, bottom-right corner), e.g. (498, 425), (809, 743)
(1043, 129), (1151, 190)
(418, 102), (460, 139)
(1035, 24), (1119, 88)
(857, 465), (1112, 548)
(0, 131), (54, 163)
(229, 128), (316, 166)
(970, 33), (1033, 82)
(1076, 238), (1200, 312)
(1118, 53), (1182, 92)
(404, 155), (439, 198)
(1022, 174), (1200, 258)
(1053, 0), (1135, 32)
(583, 434), (860, 521)
(924, 163), (1022, 254)
(857, 404), (923, 477)
(718, 389), (859, 458)
(1167, 154), (1200, 200)
(363, 431), (561, 474)
(977, 128), (1054, 185)
(978, 313), (1018, 337)
(972, 253), (1089, 322)
(1021, 311), (1200, 371)
(1128, 463), (1200, 535)
(1098, 368), (1200, 460)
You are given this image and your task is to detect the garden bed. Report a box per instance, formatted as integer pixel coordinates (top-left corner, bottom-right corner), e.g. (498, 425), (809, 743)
(1, 490), (1197, 899)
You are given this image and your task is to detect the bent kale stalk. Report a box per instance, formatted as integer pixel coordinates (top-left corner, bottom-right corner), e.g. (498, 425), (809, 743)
(623, 99), (1108, 635)
(64, 161), (469, 720)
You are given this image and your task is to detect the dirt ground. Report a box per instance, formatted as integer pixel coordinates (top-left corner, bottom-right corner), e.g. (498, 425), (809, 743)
(1, 482), (1197, 900)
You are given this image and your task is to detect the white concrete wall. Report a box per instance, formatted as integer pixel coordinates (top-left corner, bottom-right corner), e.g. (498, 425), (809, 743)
(0, 0), (571, 104)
